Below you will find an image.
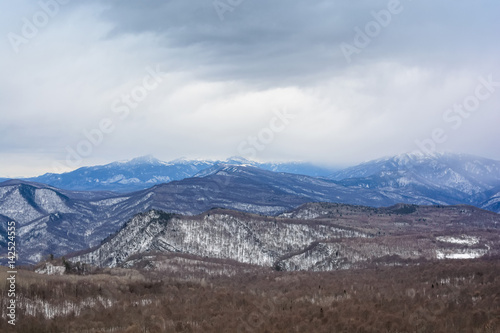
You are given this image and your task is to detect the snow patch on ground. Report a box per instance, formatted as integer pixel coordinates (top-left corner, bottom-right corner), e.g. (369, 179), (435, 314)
(35, 263), (66, 275)
(118, 178), (140, 184)
(91, 196), (129, 206)
(146, 176), (171, 183)
(34, 189), (73, 213)
(436, 249), (486, 260)
(436, 235), (479, 245)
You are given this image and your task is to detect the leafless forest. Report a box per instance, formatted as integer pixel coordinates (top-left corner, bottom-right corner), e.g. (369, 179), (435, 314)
(1, 255), (500, 333)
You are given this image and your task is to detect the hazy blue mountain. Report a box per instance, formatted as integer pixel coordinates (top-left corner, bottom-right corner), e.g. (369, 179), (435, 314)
(21, 155), (335, 192)
(0, 179), (133, 264)
(329, 152), (500, 206)
(480, 185), (500, 213)
(256, 161), (334, 178)
(25, 155), (214, 192)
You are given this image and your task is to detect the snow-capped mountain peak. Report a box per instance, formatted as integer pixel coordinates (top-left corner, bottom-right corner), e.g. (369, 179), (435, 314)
(330, 153), (500, 200)
(224, 156), (253, 164)
(19, 156), (336, 192)
(115, 155), (166, 166)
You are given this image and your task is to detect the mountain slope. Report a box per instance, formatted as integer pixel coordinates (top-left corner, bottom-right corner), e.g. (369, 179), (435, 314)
(480, 186), (500, 213)
(330, 153), (500, 207)
(144, 164), (395, 215)
(0, 180), (133, 264)
(70, 208), (368, 268)
(27, 156), (214, 192)
(71, 204), (500, 270)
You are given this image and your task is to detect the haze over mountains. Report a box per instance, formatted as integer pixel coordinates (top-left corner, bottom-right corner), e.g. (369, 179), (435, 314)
(6, 152), (500, 196)
(22, 155), (335, 192)
(7, 152), (500, 213)
(1, 152), (500, 265)
(331, 153), (500, 211)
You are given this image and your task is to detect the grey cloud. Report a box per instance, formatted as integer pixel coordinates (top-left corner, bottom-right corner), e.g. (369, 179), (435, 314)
(91, 0), (500, 86)
(0, 0), (499, 176)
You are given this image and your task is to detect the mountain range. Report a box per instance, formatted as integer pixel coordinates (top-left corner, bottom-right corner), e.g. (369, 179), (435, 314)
(71, 203), (500, 270)
(1, 152), (500, 265)
(331, 153), (500, 209)
(22, 155), (335, 192)
(8, 152), (500, 200)
(0, 165), (389, 264)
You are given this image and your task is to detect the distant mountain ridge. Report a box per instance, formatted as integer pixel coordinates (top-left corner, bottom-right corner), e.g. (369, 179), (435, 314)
(329, 152), (500, 209)
(18, 155), (335, 192)
(1, 152), (500, 265)
(5, 153), (500, 197)
(330, 153), (500, 190)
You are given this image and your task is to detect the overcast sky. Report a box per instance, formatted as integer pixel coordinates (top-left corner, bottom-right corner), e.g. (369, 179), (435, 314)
(1, 0), (499, 177)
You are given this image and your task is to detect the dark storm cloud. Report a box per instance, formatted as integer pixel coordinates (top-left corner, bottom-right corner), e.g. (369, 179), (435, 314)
(92, 0), (499, 85)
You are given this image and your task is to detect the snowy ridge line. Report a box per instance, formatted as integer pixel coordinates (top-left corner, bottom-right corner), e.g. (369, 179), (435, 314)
(66, 202), (500, 271)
